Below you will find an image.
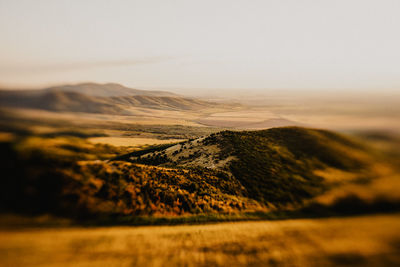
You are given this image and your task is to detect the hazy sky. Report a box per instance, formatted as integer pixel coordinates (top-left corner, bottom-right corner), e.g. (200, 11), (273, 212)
(0, 0), (400, 91)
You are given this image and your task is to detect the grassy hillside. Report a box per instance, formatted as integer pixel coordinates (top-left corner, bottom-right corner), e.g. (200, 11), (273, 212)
(0, 133), (263, 220)
(214, 128), (371, 206)
(129, 127), (398, 209)
(109, 95), (221, 110)
(0, 127), (399, 224)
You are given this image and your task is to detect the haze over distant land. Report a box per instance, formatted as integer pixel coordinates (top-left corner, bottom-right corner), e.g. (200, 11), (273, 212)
(1, 0), (400, 92)
(1, 82), (399, 133)
(1, 2), (400, 266)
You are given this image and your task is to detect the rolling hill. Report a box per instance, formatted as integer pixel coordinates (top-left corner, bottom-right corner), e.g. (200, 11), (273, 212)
(0, 83), (229, 114)
(0, 90), (126, 114)
(124, 127), (382, 206)
(44, 82), (178, 97)
(1, 127), (398, 222)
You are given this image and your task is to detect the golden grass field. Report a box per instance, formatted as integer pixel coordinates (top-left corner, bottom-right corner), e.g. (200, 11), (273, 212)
(1, 214), (400, 267)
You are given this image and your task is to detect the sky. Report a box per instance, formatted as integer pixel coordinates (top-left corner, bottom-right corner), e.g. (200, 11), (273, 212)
(0, 0), (400, 92)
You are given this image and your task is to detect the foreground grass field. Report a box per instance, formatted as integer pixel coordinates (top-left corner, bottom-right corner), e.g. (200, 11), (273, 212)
(1, 214), (400, 266)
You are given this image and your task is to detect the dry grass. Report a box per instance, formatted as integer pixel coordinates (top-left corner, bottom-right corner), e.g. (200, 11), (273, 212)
(1, 214), (399, 266)
(88, 137), (184, 147)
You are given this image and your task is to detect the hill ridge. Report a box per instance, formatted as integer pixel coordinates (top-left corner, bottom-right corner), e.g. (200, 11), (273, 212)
(121, 127), (378, 207)
(0, 83), (232, 114)
(1, 126), (397, 219)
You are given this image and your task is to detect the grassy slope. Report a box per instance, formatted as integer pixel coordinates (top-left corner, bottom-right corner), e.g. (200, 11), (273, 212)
(1, 127), (399, 224)
(0, 135), (264, 220)
(216, 128), (371, 206)
(132, 127), (389, 208)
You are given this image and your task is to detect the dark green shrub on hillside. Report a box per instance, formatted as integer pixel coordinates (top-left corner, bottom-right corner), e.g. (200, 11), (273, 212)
(214, 128), (370, 206)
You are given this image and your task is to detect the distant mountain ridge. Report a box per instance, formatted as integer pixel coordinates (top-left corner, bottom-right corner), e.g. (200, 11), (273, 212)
(44, 82), (178, 97)
(0, 83), (230, 114)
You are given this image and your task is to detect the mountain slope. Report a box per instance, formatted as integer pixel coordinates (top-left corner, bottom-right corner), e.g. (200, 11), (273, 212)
(128, 127), (380, 206)
(1, 127), (397, 221)
(0, 90), (126, 114)
(109, 95), (218, 110)
(45, 82), (178, 97)
(0, 83), (228, 113)
(0, 137), (262, 217)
